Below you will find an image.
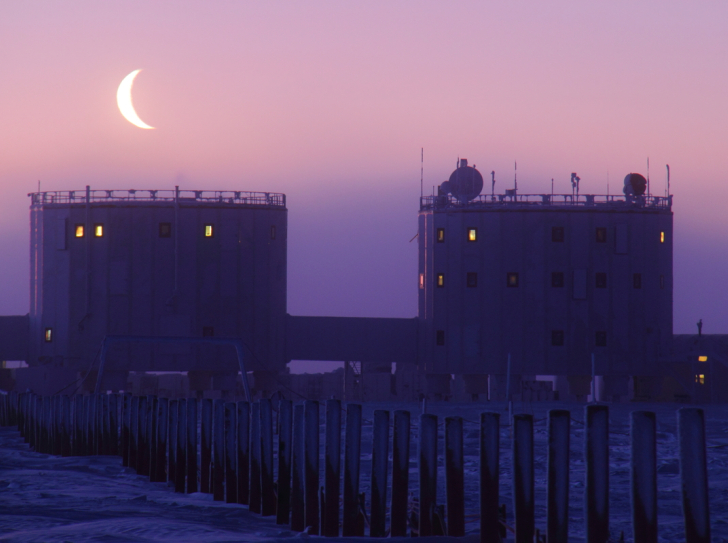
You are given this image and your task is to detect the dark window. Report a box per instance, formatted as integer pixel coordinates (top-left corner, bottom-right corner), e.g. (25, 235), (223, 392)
(159, 223), (172, 238)
(74, 224), (85, 238)
(44, 328), (53, 343)
(270, 225), (276, 239)
(467, 228), (477, 242)
(466, 272), (478, 288)
(660, 275), (665, 289)
(595, 272), (607, 288)
(633, 273), (642, 289)
(436, 273), (445, 288)
(507, 272), (519, 287)
(551, 272), (564, 288)
(436, 330), (445, 346)
(436, 228), (445, 243)
(204, 224), (214, 238)
(552, 226), (564, 242)
(202, 327), (214, 337)
(551, 330), (564, 346)
(595, 331), (607, 347)
(595, 227), (607, 243)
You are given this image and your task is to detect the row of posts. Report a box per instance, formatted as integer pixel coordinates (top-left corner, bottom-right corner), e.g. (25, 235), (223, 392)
(0, 390), (713, 542)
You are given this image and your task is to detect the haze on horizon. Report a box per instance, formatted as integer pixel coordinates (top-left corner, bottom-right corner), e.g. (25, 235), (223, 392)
(0, 1), (726, 334)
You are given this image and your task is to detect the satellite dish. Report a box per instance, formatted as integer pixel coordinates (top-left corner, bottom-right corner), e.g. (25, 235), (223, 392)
(623, 173), (647, 196)
(445, 159), (484, 202)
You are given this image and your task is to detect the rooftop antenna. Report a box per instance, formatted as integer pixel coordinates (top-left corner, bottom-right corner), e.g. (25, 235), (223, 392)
(666, 164), (670, 196)
(420, 148), (424, 199)
(514, 161), (517, 192)
(551, 177), (554, 196)
(607, 170), (609, 197)
(571, 172), (580, 198)
(37, 180), (41, 193)
(491, 171), (496, 196)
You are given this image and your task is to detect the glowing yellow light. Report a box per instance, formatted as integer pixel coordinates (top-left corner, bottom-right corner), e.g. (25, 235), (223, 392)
(695, 374), (705, 385)
(419, 274), (425, 288)
(75, 225), (84, 238)
(437, 273), (444, 287)
(205, 225), (213, 237)
(468, 228), (477, 241)
(698, 356), (708, 362)
(660, 231), (665, 243)
(437, 228), (445, 242)
(94, 225), (103, 237)
(44, 328), (52, 342)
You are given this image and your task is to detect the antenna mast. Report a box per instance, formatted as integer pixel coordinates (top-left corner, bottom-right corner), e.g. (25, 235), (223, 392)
(514, 161), (517, 192)
(647, 157), (650, 196)
(420, 148), (424, 198)
(666, 164), (670, 196)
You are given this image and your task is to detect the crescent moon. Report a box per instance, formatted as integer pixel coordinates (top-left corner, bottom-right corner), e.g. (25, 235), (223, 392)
(117, 69), (155, 129)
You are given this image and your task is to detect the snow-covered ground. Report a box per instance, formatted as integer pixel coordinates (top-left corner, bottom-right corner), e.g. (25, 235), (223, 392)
(1, 400), (728, 542)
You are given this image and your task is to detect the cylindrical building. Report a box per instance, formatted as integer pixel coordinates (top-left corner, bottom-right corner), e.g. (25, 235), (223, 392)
(29, 188), (287, 391)
(418, 166), (673, 399)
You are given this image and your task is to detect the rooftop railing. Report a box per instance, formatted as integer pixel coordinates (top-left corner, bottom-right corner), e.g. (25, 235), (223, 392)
(420, 192), (672, 211)
(29, 189), (286, 208)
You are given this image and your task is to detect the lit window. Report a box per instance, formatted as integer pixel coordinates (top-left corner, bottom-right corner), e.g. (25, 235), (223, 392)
(270, 225), (276, 239)
(551, 272), (564, 288)
(75, 224), (84, 238)
(551, 330), (564, 346)
(660, 231), (665, 243)
(437, 228), (445, 243)
(633, 273), (642, 289)
(595, 272), (607, 288)
(595, 331), (607, 347)
(466, 272), (478, 288)
(204, 224), (214, 237)
(94, 224), (103, 237)
(552, 227), (564, 242)
(507, 272), (519, 287)
(436, 330), (445, 346)
(419, 273), (425, 289)
(698, 356), (708, 362)
(202, 327), (214, 337)
(468, 228), (477, 242)
(436, 273), (445, 288)
(695, 374), (705, 385)
(44, 328), (52, 343)
(159, 223), (172, 238)
(595, 227), (607, 243)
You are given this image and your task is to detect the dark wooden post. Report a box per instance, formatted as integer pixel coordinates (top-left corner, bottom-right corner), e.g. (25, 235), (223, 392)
(304, 400), (320, 534)
(678, 407), (711, 543)
(212, 399), (225, 501)
(276, 399), (293, 524)
(547, 409), (570, 543)
(249, 401), (262, 513)
(148, 396), (158, 479)
(61, 395), (72, 457)
(391, 409), (410, 537)
(88, 394), (97, 456)
(129, 395), (139, 467)
(200, 398), (212, 494)
(121, 393), (131, 465)
(631, 410), (657, 543)
(585, 404), (609, 543)
(52, 395), (61, 455)
(512, 413), (535, 543)
(168, 399), (178, 483)
(187, 398), (198, 493)
(176, 398), (187, 493)
(419, 413), (438, 537)
(155, 397), (169, 483)
(260, 398), (276, 516)
(101, 394), (110, 455)
(225, 401), (238, 503)
(236, 401), (250, 505)
(323, 399), (341, 536)
(138, 395), (149, 474)
(370, 409), (389, 537)
(480, 411), (501, 543)
(291, 403), (305, 532)
(445, 416), (465, 537)
(109, 394), (119, 457)
(343, 403), (362, 536)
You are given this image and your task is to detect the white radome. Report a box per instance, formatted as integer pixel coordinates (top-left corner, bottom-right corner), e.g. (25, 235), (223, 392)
(117, 69), (155, 130)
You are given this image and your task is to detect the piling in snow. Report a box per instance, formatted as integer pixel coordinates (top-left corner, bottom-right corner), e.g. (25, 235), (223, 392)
(236, 401), (250, 505)
(418, 413), (438, 537)
(323, 399), (341, 537)
(276, 399), (292, 525)
(585, 404), (609, 543)
(678, 407), (711, 543)
(304, 399), (320, 535)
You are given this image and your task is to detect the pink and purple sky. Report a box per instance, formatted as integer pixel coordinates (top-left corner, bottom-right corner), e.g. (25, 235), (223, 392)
(1, 1), (726, 333)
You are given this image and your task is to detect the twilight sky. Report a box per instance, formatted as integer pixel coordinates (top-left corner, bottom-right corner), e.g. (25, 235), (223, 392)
(1, 1), (726, 334)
